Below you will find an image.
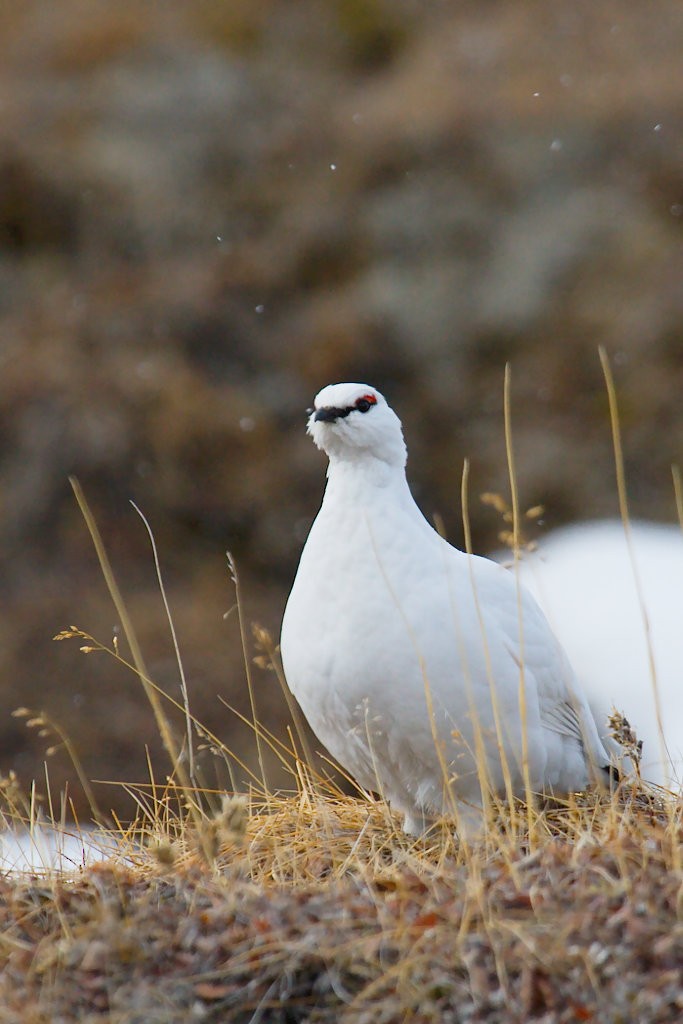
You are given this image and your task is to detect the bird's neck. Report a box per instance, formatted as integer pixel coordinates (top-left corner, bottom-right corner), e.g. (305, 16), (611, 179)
(324, 452), (411, 502)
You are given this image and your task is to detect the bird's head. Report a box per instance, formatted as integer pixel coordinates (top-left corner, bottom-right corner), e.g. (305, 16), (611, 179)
(307, 383), (407, 468)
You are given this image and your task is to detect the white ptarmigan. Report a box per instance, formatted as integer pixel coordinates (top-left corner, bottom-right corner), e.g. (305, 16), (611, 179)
(496, 520), (683, 788)
(280, 383), (612, 834)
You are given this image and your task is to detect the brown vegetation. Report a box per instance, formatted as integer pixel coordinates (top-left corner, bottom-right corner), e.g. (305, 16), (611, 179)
(1, 0), (682, 813)
(1, 785), (681, 1022)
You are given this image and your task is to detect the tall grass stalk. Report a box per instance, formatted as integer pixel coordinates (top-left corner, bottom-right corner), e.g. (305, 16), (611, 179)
(598, 349), (668, 778)
(130, 500), (196, 783)
(68, 476), (216, 864)
(227, 552), (268, 795)
(460, 457), (519, 840)
(503, 364), (534, 840)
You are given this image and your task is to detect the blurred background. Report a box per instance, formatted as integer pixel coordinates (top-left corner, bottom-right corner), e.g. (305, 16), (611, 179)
(1, 0), (681, 819)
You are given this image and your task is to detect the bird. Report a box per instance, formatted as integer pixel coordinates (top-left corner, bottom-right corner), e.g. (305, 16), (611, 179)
(495, 519), (683, 788)
(280, 382), (612, 834)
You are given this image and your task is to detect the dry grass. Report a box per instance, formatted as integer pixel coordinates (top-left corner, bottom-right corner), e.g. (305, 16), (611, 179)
(1, 774), (682, 1023)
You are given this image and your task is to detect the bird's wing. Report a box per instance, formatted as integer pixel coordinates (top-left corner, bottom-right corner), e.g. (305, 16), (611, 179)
(469, 552), (610, 766)
(539, 695), (588, 745)
(499, 628), (600, 752)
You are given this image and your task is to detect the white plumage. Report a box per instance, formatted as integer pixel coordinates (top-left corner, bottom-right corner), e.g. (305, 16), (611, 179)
(281, 383), (611, 833)
(497, 520), (683, 788)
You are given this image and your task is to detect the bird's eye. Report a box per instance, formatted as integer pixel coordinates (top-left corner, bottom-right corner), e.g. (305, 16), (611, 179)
(355, 394), (377, 413)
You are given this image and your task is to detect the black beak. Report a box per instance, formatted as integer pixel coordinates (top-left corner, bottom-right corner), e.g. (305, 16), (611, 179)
(314, 406), (346, 423)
